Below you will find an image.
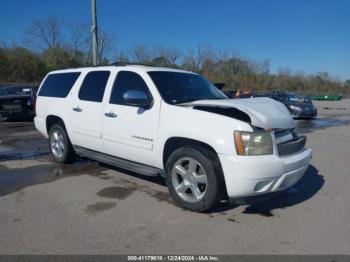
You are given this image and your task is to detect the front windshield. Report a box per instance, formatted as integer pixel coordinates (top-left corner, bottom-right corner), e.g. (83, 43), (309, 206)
(148, 71), (227, 104)
(0, 86), (33, 96)
(286, 93), (304, 103)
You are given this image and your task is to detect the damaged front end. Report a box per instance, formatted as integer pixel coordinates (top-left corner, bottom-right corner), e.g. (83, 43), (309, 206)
(182, 97), (294, 130)
(181, 97), (306, 157)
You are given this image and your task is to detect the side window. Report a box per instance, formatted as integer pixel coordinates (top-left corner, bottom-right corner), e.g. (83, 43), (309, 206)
(110, 71), (151, 105)
(38, 72), (81, 98)
(79, 71), (110, 102)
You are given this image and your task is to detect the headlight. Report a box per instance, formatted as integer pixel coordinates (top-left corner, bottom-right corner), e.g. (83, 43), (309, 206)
(234, 131), (273, 156)
(289, 105), (301, 111)
(27, 99), (32, 106)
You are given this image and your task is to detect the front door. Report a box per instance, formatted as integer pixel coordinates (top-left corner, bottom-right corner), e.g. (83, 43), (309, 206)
(102, 70), (160, 166)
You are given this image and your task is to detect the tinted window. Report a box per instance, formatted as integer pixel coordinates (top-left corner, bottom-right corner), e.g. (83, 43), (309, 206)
(79, 71), (110, 102)
(110, 71), (151, 105)
(38, 73), (80, 98)
(148, 71), (227, 104)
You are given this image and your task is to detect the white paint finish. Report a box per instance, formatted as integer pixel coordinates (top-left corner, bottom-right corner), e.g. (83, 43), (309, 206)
(70, 69), (114, 152)
(35, 65), (311, 200)
(181, 97), (295, 129)
(219, 148), (312, 198)
(101, 69), (161, 167)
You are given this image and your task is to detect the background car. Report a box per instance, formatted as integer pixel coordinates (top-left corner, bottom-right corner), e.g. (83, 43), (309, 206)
(0, 85), (37, 121)
(269, 91), (317, 118)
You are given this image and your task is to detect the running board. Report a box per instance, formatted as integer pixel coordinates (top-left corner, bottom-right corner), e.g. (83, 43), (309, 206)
(73, 146), (163, 177)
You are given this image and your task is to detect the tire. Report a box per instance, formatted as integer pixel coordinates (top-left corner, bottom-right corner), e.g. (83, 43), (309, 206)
(48, 124), (76, 164)
(165, 146), (224, 212)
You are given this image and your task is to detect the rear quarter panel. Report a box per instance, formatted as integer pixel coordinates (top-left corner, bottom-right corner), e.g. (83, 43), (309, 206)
(35, 71), (85, 143)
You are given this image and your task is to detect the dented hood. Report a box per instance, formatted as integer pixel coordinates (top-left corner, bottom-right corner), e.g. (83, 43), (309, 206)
(182, 97), (295, 129)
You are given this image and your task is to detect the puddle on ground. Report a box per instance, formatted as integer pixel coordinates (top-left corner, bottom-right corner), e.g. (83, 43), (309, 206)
(296, 117), (350, 134)
(0, 136), (49, 161)
(0, 151), (49, 161)
(97, 186), (136, 199)
(112, 177), (174, 204)
(85, 202), (116, 214)
(0, 160), (107, 196)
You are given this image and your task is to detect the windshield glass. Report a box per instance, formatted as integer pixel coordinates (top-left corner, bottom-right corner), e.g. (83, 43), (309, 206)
(0, 86), (33, 96)
(286, 93), (305, 103)
(148, 71), (227, 104)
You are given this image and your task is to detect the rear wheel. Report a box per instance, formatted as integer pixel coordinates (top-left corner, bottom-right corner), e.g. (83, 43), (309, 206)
(165, 146), (224, 212)
(48, 124), (76, 164)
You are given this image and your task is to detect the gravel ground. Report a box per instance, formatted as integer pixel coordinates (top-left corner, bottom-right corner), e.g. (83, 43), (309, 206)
(0, 100), (349, 255)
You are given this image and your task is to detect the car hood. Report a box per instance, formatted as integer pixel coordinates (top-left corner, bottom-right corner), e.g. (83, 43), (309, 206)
(181, 97), (295, 129)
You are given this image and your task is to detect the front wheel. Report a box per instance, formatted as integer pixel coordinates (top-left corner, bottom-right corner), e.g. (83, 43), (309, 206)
(165, 146), (224, 212)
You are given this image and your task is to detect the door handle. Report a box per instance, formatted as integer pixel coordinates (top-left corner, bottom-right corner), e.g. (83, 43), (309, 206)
(104, 111), (118, 118)
(72, 107), (82, 112)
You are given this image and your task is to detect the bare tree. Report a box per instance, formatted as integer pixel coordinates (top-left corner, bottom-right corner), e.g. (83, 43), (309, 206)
(115, 50), (130, 63)
(183, 44), (217, 72)
(69, 22), (90, 57)
(84, 30), (115, 64)
(97, 31), (115, 64)
(153, 46), (181, 65)
(25, 17), (63, 50)
(130, 45), (153, 63)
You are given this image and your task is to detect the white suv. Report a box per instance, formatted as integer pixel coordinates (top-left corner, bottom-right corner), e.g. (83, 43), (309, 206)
(34, 64), (312, 212)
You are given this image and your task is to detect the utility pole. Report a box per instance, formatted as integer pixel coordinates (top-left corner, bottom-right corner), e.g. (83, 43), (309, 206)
(91, 0), (98, 65)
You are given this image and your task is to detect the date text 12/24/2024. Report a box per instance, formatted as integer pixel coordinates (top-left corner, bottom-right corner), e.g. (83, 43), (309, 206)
(127, 256), (219, 261)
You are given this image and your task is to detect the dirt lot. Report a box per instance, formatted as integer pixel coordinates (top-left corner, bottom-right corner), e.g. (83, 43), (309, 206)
(0, 100), (350, 255)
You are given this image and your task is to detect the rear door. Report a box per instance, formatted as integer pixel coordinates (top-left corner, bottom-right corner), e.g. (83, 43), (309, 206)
(71, 70), (111, 152)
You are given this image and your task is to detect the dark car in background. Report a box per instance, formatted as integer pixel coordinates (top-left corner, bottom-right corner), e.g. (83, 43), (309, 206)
(0, 85), (37, 121)
(214, 84), (317, 119)
(269, 91), (317, 118)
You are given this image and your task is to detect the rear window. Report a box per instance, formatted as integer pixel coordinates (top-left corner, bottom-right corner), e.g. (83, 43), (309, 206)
(78, 71), (110, 102)
(38, 72), (81, 98)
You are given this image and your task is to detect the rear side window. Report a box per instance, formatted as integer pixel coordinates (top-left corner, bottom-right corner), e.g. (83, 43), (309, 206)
(110, 71), (151, 105)
(38, 72), (81, 98)
(79, 71), (110, 102)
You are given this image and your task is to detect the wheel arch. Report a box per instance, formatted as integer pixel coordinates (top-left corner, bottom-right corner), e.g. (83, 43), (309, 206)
(163, 137), (218, 169)
(162, 136), (228, 200)
(46, 115), (66, 134)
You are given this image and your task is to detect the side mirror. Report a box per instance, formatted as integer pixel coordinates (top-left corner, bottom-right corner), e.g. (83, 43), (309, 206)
(122, 90), (151, 108)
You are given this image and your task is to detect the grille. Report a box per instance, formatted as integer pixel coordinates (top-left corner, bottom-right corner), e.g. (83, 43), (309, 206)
(277, 136), (306, 156)
(3, 104), (22, 110)
(274, 128), (294, 138)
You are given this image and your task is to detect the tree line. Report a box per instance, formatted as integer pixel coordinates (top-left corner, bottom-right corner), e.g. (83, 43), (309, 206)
(1, 17), (349, 96)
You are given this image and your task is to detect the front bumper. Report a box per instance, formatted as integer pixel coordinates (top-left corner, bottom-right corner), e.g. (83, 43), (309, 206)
(291, 108), (317, 118)
(219, 148), (312, 199)
(0, 109), (34, 119)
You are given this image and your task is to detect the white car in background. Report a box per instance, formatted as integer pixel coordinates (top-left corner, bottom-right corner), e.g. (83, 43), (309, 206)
(34, 64), (312, 212)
